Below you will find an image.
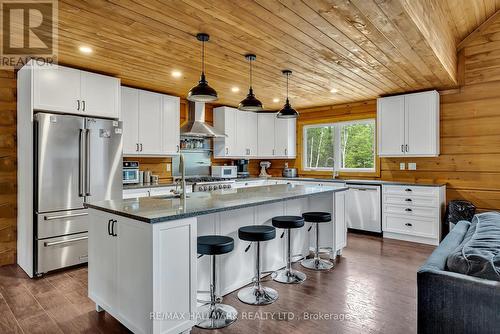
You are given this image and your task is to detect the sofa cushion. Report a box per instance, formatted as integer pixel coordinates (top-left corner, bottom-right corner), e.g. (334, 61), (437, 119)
(447, 212), (500, 281)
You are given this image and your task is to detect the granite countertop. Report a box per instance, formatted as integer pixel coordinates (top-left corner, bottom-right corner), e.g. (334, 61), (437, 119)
(235, 177), (445, 187)
(87, 184), (347, 224)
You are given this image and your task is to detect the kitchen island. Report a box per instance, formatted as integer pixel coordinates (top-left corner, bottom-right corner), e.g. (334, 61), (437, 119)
(86, 184), (347, 334)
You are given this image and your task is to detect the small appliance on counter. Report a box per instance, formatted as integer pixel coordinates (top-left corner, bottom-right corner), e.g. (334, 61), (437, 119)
(259, 161), (271, 177)
(123, 161), (140, 184)
(235, 159), (250, 178)
(282, 162), (297, 178)
(212, 165), (237, 178)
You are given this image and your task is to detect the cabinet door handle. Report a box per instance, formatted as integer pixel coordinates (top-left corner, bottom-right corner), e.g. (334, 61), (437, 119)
(405, 144), (408, 152)
(401, 144), (404, 153)
(77, 100), (80, 111)
(405, 223), (413, 227)
(405, 198), (412, 202)
(225, 147), (228, 155)
(177, 145), (180, 153)
(405, 208), (413, 212)
(272, 149), (275, 156)
(136, 143), (139, 152)
(82, 100), (86, 111)
(111, 219), (118, 237)
(140, 143), (143, 152)
(285, 148), (288, 155)
(405, 188), (412, 192)
(107, 219), (113, 236)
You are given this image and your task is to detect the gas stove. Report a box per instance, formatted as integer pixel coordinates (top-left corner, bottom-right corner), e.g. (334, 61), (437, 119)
(185, 177), (235, 192)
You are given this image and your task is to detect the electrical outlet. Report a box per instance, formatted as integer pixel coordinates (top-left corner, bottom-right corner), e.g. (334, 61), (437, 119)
(400, 163), (406, 170)
(166, 163), (171, 172)
(408, 162), (417, 170)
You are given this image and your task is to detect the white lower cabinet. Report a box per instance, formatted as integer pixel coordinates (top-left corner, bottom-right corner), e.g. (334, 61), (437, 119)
(382, 184), (445, 245)
(88, 210), (197, 334)
(123, 186), (182, 199)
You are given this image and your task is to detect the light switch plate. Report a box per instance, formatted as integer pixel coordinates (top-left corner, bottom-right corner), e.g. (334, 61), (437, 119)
(166, 163), (171, 172)
(400, 163), (406, 170)
(408, 162), (417, 170)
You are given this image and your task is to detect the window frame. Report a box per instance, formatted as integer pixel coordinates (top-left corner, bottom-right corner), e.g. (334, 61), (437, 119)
(302, 118), (376, 173)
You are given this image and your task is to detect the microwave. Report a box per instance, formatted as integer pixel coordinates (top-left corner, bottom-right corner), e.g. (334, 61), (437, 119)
(211, 165), (237, 178)
(123, 161), (140, 184)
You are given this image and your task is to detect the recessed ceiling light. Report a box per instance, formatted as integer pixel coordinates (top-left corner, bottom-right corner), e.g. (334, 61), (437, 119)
(330, 88), (338, 93)
(273, 98), (280, 103)
(79, 46), (93, 54)
(231, 86), (240, 93)
(171, 70), (182, 78)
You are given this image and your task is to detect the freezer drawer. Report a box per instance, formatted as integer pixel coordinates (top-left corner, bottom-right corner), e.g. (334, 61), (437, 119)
(37, 232), (88, 274)
(37, 210), (88, 239)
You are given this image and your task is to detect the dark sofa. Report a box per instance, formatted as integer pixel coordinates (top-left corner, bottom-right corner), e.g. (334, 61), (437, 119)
(417, 219), (500, 334)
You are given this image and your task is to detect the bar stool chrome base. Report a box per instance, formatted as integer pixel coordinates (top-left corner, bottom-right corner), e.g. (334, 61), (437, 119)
(237, 285), (278, 305)
(196, 303), (238, 329)
(301, 258), (334, 271)
(272, 268), (306, 284)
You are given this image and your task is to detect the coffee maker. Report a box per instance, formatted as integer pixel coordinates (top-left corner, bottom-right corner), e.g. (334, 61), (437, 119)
(235, 159), (250, 178)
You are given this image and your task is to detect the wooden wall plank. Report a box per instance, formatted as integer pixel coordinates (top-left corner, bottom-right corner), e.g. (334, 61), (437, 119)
(0, 70), (16, 267)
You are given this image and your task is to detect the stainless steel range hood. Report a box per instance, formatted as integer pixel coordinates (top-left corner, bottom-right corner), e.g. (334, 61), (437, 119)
(180, 101), (226, 138)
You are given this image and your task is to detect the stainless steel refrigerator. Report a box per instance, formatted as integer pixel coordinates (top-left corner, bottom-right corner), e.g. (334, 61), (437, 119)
(33, 112), (122, 276)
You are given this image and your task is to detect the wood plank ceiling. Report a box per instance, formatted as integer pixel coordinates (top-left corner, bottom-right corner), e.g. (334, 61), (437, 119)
(54, 0), (500, 109)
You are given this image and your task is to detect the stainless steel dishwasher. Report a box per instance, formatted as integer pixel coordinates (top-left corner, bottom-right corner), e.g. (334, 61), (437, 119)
(346, 184), (382, 233)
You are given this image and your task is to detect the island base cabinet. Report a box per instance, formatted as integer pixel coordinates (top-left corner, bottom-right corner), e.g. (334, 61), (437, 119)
(88, 209), (197, 334)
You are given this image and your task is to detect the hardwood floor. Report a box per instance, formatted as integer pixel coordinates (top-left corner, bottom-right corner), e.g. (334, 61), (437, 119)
(0, 233), (434, 334)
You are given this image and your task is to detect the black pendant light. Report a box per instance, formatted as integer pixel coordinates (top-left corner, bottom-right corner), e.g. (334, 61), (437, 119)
(276, 69), (299, 118)
(187, 33), (218, 102)
(238, 54), (263, 111)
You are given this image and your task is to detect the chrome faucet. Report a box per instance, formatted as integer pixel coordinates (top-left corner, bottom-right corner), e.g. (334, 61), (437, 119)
(179, 153), (187, 201)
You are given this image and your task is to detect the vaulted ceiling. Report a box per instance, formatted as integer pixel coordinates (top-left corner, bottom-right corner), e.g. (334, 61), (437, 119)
(55, 0), (500, 109)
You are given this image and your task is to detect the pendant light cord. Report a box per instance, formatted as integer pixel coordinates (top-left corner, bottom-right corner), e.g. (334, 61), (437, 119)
(249, 58), (253, 89)
(286, 72), (289, 100)
(201, 40), (205, 74)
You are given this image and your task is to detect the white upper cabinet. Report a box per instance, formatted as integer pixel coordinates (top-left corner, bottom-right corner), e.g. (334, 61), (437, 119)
(257, 113), (276, 157)
(377, 90), (439, 157)
(275, 118), (296, 158)
(138, 90), (164, 155)
(377, 95), (406, 156)
(121, 87), (140, 155)
(121, 87), (180, 156)
(215, 107), (296, 159)
(237, 110), (258, 157)
(80, 71), (120, 119)
(33, 64), (81, 113)
(405, 92), (439, 156)
(32, 62), (120, 119)
(162, 95), (181, 155)
(213, 106), (238, 158)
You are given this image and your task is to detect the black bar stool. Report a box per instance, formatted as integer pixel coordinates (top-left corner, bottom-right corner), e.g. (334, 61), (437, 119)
(271, 216), (307, 284)
(196, 235), (237, 329)
(301, 212), (334, 271)
(237, 225), (278, 305)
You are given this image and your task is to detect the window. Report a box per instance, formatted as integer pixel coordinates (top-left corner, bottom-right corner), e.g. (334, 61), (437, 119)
(303, 119), (375, 172)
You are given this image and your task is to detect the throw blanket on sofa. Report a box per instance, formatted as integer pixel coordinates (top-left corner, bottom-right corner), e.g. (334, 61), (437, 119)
(447, 212), (500, 281)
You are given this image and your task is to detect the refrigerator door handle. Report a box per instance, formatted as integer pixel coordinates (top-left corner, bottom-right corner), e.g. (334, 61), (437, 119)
(79, 129), (85, 197)
(85, 129), (91, 196)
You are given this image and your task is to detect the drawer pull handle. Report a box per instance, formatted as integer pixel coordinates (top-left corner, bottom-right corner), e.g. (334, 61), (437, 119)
(405, 198), (412, 202)
(405, 188), (412, 192)
(44, 236), (88, 247)
(44, 212), (88, 220)
(405, 208), (413, 212)
(405, 223), (412, 227)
